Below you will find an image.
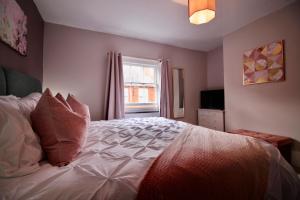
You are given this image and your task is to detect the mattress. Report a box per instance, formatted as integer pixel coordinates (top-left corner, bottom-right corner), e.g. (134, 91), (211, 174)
(1, 117), (299, 200)
(0, 117), (186, 200)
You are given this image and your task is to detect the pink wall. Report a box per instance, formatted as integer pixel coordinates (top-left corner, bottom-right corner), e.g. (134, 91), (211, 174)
(43, 23), (207, 124)
(207, 46), (224, 89)
(0, 0), (44, 81)
(223, 2), (300, 167)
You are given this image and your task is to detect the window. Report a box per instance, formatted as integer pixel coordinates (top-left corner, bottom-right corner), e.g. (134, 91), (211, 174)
(123, 56), (161, 113)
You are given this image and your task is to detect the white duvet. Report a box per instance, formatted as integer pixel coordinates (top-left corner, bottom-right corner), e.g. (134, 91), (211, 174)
(0, 117), (299, 200)
(0, 118), (186, 200)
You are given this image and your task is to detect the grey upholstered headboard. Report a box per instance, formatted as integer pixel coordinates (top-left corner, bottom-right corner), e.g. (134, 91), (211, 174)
(0, 66), (42, 97)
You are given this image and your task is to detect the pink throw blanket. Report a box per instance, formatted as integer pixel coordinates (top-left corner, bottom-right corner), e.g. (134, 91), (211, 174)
(137, 125), (270, 200)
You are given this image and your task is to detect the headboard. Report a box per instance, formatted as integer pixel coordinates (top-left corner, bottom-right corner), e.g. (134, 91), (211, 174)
(0, 66), (42, 97)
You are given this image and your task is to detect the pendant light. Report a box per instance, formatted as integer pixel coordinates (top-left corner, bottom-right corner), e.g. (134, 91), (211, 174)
(188, 0), (216, 25)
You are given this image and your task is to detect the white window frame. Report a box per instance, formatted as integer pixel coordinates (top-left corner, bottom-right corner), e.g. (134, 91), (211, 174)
(123, 56), (161, 113)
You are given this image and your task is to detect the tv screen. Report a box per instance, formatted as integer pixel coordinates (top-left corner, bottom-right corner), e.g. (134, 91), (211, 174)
(200, 89), (224, 110)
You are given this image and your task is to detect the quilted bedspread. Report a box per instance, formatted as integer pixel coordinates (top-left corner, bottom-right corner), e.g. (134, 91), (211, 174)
(0, 117), (186, 200)
(0, 117), (299, 200)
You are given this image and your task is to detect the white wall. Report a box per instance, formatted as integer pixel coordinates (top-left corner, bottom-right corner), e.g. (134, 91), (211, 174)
(43, 23), (207, 125)
(223, 2), (300, 167)
(207, 46), (224, 89)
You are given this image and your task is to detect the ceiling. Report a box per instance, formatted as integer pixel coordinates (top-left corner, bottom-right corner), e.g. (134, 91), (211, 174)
(34, 0), (295, 52)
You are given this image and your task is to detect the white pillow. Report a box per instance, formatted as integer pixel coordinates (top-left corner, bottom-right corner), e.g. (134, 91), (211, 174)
(19, 93), (42, 123)
(0, 93), (41, 123)
(0, 101), (42, 178)
(0, 95), (20, 110)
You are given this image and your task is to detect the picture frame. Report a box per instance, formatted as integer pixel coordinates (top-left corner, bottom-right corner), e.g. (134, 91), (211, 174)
(0, 0), (28, 55)
(243, 40), (285, 85)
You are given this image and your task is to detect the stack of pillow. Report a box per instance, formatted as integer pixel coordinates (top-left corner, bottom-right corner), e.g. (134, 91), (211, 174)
(0, 93), (43, 178)
(31, 88), (90, 167)
(0, 89), (90, 178)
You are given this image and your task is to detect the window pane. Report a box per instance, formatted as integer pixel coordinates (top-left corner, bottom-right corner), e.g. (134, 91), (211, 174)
(125, 84), (157, 104)
(138, 87), (148, 103)
(131, 65), (143, 83)
(147, 86), (156, 103)
(124, 87), (129, 103)
(143, 68), (155, 84)
(124, 65), (155, 84)
(123, 57), (160, 112)
(123, 65), (131, 83)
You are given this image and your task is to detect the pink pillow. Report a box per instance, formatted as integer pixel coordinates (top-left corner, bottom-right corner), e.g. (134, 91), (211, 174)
(67, 94), (90, 121)
(55, 93), (72, 110)
(31, 89), (88, 166)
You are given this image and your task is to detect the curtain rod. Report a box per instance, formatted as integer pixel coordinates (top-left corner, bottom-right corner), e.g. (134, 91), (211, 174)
(108, 53), (170, 62)
(158, 58), (170, 62)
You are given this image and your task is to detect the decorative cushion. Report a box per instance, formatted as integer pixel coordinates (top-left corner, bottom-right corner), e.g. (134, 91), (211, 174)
(31, 89), (88, 166)
(0, 101), (42, 178)
(67, 94), (90, 121)
(66, 94), (90, 148)
(55, 93), (72, 110)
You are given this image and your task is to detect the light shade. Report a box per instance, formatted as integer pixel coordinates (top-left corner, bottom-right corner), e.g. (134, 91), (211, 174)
(189, 0), (216, 25)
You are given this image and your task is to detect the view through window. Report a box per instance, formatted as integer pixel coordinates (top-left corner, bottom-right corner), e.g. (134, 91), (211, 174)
(123, 56), (161, 113)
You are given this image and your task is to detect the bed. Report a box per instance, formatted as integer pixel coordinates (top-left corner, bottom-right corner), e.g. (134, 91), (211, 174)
(0, 66), (42, 97)
(0, 66), (299, 200)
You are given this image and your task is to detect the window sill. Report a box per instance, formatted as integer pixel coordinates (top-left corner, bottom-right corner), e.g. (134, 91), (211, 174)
(125, 111), (159, 114)
(125, 111), (160, 119)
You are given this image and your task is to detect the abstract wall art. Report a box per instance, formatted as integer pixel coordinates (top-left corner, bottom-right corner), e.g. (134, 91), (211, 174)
(243, 40), (285, 85)
(0, 0), (27, 55)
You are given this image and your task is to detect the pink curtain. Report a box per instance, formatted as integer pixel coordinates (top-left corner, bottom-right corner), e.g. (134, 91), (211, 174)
(104, 52), (125, 120)
(160, 60), (172, 118)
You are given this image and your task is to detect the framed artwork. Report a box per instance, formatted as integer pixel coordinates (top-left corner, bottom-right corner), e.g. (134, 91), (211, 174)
(0, 0), (27, 55)
(243, 40), (285, 85)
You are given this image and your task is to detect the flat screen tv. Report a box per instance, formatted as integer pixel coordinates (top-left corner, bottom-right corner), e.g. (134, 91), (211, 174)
(200, 89), (224, 110)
